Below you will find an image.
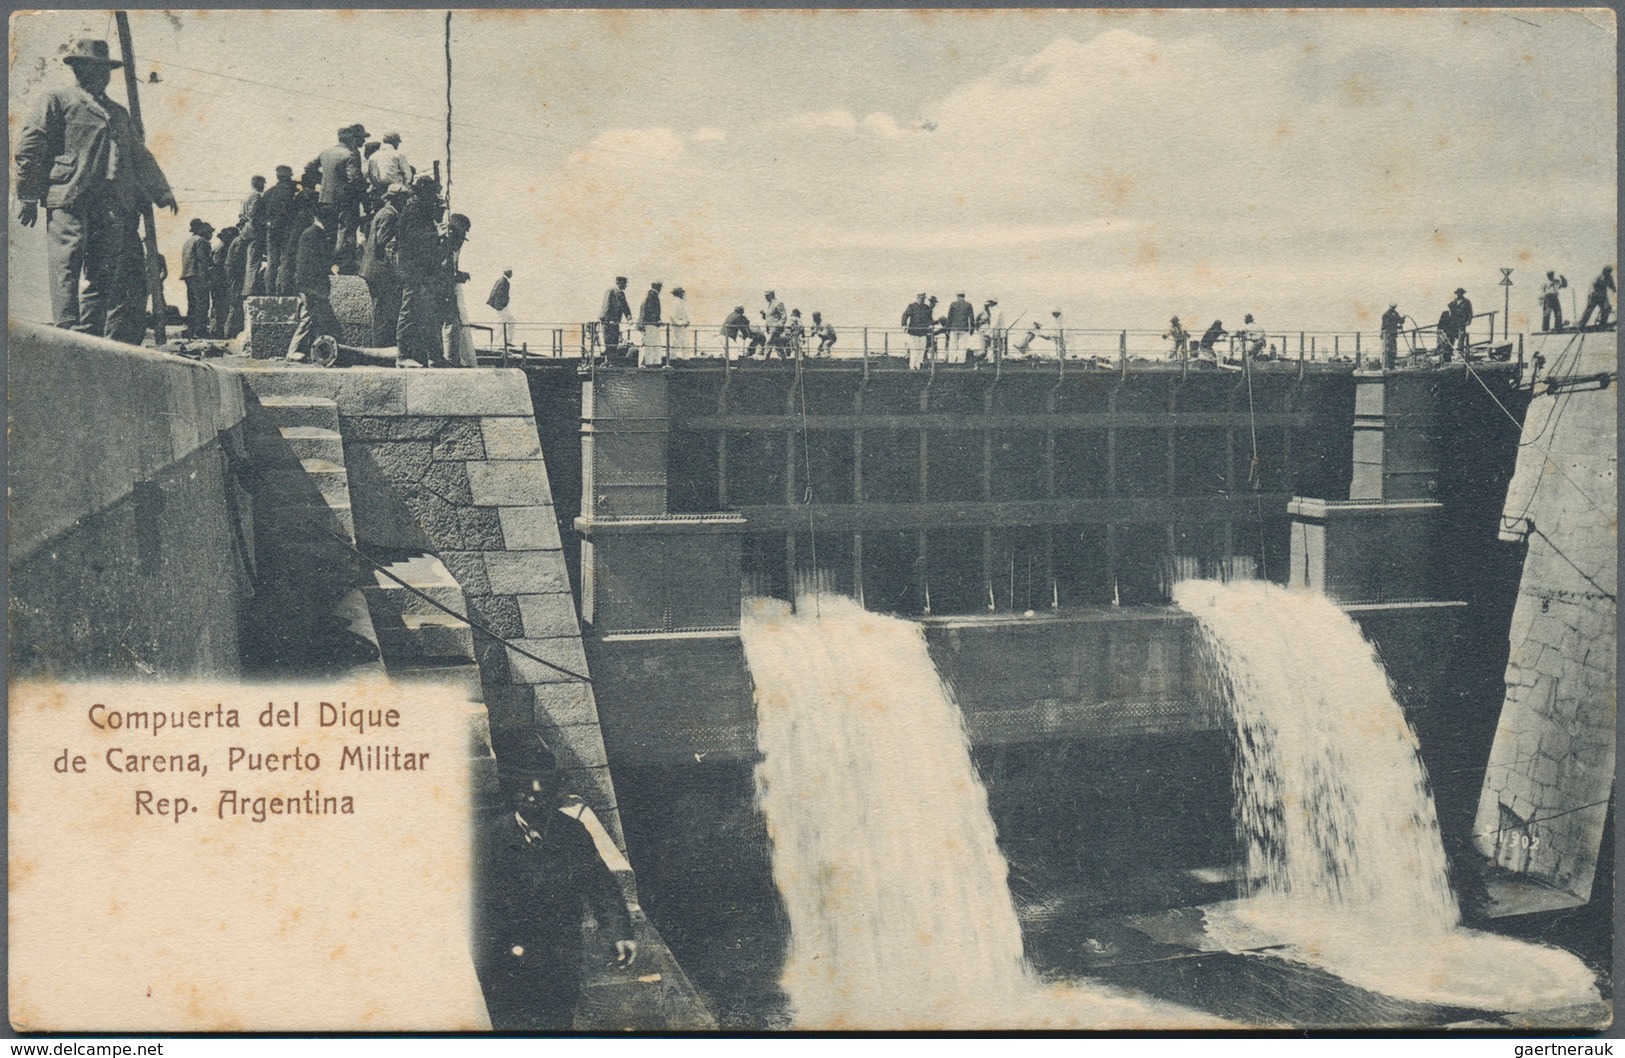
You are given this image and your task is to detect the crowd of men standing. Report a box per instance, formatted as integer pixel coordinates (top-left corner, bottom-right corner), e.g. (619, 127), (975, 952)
(191, 124), (479, 367)
(14, 38), (486, 367)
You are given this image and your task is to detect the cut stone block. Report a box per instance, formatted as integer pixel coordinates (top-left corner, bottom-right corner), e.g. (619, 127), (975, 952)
(517, 592), (582, 638)
(468, 461), (553, 507)
(480, 417), (543, 459)
(484, 551), (569, 595)
(403, 371), (534, 417)
(497, 506), (563, 551)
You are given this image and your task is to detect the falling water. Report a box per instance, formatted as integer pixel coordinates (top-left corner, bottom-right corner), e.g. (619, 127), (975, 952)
(743, 593), (1226, 1030)
(1175, 579), (1599, 1013)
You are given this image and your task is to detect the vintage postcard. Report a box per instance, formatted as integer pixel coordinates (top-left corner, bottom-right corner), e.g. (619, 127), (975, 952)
(6, 6), (1617, 1036)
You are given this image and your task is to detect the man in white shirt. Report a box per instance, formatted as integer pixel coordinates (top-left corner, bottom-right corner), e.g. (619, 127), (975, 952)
(667, 286), (692, 357)
(977, 299), (1004, 361)
(368, 132), (413, 204)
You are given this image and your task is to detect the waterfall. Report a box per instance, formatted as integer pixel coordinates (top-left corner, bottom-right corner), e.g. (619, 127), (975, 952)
(743, 593), (1225, 1030)
(1176, 579), (1599, 1013)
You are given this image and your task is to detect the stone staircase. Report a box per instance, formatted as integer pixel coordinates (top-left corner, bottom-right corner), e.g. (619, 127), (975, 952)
(363, 552), (485, 702)
(242, 394), (383, 677)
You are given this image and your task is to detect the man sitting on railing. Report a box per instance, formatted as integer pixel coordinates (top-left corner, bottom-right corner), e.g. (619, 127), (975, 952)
(721, 305), (762, 359)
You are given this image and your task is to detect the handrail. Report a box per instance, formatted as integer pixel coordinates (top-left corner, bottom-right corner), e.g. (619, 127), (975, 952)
(481, 319), (1534, 370)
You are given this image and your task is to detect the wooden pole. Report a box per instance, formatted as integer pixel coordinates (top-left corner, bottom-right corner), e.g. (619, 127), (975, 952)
(115, 12), (168, 345)
(444, 11), (454, 207)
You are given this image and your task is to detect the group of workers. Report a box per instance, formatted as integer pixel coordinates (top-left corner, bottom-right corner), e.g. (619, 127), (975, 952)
(187, 127), (480, 367)
(1539, 267), (1615, 333)
(13, 36), (488, 368)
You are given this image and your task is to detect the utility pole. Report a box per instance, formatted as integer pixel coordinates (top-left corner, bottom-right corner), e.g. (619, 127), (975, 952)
(444, 10), (453, 208)
(115, 11), (168, 345)
(1500, 268), (1514, 341)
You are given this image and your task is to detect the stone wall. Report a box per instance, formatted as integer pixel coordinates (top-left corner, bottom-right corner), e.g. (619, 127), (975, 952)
(1474, 330), (1617, 901)
(227, 364), (622, 843)
(8, 321), (252, 679)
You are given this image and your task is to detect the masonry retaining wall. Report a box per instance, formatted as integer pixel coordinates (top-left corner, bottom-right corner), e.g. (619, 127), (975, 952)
(8, 321), (252, 679)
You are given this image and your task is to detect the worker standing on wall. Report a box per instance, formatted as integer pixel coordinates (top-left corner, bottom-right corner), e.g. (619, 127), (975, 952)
(1381, 302), (1402, 369)
(14, 38), (177, 343)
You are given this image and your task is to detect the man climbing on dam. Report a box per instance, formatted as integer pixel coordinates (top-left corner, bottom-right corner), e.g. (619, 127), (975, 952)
(473, 736), (637, 1031)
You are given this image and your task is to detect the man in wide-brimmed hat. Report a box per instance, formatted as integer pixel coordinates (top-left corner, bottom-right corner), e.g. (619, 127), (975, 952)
(318, 123), (369, 273)
(179, 219), (215, 338)
(360, 182), (409, 348)
(472, 735), (636, 1030)
(15, 38), (177, 342)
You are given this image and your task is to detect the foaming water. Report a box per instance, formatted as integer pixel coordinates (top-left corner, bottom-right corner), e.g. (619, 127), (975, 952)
(1175, 579), (1599, 1013)
(742, 593), (1226, 1030)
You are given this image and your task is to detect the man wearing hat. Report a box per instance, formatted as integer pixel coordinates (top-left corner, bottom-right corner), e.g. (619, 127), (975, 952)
(486, 268), (517, 351)
(1446, 287), (1474, 360)
(1163, 316), (1190, 361)
(1578, 265), (1614, 330)
(395, 175), (445, 366)
(944, 292), (974, 364)
(638, 281), (664, 367)
(1381, 302), (1403, 369)
(15, 38), (177, 341)
(223, 221), (251, 338)
(318, 124), (369, 273)
(1541, 271), (1569, 332)
(761, 289), (787, 358)
(255, 165), (298, 295)
(900, 292), (933, 369)
(287, 204), (342, 363)
(667, 286), (692, 358)
(277, 161), (323, 296)
(720, 304), (757, 359)
(180, 219), (215, 338)
(367, 131), (413, 207)
(473, 736), (637, 1031)
(598, 276), (632, 359)
(209, 224), (240, 339)
(977, 298), (1004, 361)
(435, 213), (475, 368)
(360, 182), (408, 347)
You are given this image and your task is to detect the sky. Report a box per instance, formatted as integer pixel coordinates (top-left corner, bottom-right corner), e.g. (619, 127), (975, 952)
(8, 8), (1617, 340)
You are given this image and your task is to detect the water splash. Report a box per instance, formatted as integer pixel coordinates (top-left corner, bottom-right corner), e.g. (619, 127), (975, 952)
(1176, 579), (1600, 1013)
(743, 593), (1226, 1030)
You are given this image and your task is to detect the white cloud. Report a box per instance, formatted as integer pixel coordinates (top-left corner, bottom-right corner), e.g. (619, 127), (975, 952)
(568, 127), (687, 166)
(862, 112), (905, 139)
(793, 108), (859, 132)
(691, 126), (728, 143)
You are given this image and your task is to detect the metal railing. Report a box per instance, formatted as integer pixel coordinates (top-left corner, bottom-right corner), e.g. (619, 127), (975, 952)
(470, 316), (1520, 372)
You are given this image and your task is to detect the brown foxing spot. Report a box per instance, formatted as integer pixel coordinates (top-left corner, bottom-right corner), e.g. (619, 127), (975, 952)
(9, 856), (37, 888)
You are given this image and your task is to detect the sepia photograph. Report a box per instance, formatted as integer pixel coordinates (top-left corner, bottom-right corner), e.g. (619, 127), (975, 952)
(5, 6), (1617, 1036)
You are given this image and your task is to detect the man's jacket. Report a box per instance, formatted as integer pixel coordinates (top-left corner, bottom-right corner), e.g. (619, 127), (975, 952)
(15, 85), (171, 210)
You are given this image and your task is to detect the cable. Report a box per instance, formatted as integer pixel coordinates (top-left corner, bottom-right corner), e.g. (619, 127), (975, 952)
(1463, 356), (1613, 521)
(796, 356), (820, 615)
(1528, 525), (1617, 604)
(1475, 797), (1611, 839)
(321, 529), (595, 685)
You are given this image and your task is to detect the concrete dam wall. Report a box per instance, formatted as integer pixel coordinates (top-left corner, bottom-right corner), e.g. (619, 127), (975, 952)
(567, 361), (1527, 765)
